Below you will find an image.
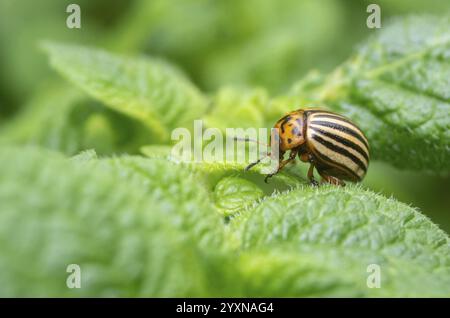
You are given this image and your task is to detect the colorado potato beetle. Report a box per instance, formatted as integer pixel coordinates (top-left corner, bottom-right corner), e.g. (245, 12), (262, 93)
(246, 108), (370, 186)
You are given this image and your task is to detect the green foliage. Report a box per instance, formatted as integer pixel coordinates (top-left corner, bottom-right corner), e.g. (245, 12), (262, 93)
(213, 176), (264, 216)
(43, 42), (209, 141)
(204, 16), (450, 174)
(0, 146), (229, 296)
(290, 16), (450, 173)
(230, 185), (450, 296)
(205, 87), (268, 131)
(1, 147), (449, 296)
(340, 16), (450, 172)
(0, 84), (151, 155)
(0, 0), (123, 114)
(0, 1), (449, 297)
(114, 0), (347, 92)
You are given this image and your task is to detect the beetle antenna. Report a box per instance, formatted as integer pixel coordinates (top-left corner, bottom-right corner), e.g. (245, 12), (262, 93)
(233, 137), (268, 147)
(232, 137), (271, 170)
(245, 151), (273, 171)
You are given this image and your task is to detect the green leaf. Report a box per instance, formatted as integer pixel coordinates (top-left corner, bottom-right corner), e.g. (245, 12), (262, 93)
(0, 146), (228, 296)
(140, 144), (303, 191)
(205, 87), (267, 130)
(70, 149), (98, 162)
(0, 84), (153, 155)
(83, 155), (225, 248)
(290, 16), (450, 173)
(42, 42), (209, 141)
(213, 176), (264, 216)
(1, 146), (450, 296)
(139, 149), (450, 296)
(229, 184), (450, 296)
(0, 86), (92, 155)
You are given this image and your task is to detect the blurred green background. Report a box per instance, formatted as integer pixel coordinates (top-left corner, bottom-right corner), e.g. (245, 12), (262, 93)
(0, 0), (449, 230)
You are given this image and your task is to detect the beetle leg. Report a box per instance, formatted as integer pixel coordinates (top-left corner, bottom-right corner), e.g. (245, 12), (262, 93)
(264, 174), (274, 183)
(303, 152), (319, 186)
(307, 163), (319, 186)
(318, 171), (346, 186)
(245, 158), (263, 171)
(283, 149), (298, 165)
(245, 149), (274, 171)
(264, 150), (297, 183)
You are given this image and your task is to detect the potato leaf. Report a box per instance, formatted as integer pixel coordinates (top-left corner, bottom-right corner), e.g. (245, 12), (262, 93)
(0, 147), (226, 296)
(43, 42), (209, 141)
(290, 16), (450, 173)
(0, 85), (152, 155)
(1, 146), (449, 296)
(230, 185), (450, 296)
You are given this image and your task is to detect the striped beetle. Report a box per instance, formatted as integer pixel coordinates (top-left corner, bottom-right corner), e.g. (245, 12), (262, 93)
(246, 108), (369, 186)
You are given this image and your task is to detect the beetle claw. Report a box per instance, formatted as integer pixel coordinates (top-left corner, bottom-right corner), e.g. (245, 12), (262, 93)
(264, 174), (274, 183)
(310, 179), (319, 187)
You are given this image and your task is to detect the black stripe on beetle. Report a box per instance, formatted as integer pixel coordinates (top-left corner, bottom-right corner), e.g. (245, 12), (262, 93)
(309, 120), (369, 150)
(311, 127), (369, 162)
(313, 113), (359, 126)
(312, 114), (368, 143)
(308, 144), (361, 181)
(311, 134), (367, 171)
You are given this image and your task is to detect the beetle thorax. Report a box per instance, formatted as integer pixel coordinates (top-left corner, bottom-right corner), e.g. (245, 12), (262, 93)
(272, 111), (306, 151)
